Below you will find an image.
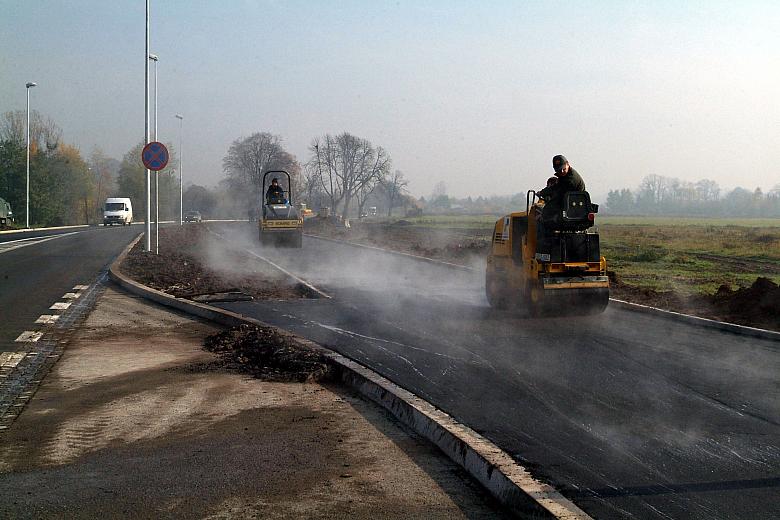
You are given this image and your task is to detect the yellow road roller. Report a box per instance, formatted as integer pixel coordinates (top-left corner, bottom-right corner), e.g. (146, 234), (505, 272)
(485, 190), (609, 315)
(259, 170), (303, 248)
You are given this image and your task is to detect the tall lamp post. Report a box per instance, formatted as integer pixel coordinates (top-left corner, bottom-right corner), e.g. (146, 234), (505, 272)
(25, 81), (37, 229)
(149, 53), (159, 254)
(175, 114), (183, 225)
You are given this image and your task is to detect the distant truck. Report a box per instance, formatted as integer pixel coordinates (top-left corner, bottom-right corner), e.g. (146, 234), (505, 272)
(0, 197), (13, 227)
(103, 197), (133, 226)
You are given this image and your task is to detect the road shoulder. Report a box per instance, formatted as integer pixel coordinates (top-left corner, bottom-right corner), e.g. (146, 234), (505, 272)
(0, 286), (509, 519)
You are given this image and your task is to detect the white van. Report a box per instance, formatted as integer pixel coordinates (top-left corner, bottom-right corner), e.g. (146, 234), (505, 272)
(103, 197), (133, 226)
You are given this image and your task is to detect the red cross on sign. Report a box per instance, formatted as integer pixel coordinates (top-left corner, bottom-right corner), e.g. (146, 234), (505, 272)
(141, 141), (169, 171)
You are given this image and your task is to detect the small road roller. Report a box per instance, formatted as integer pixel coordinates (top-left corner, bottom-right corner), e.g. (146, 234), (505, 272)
(485, 190), (609, 315)
(258, 170), (303, 248)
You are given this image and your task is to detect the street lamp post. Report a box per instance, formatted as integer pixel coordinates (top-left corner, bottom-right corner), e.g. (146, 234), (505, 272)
(175, 114), (183, 225)
(25, 81), (37, 229)
(149, 53), (159, 254)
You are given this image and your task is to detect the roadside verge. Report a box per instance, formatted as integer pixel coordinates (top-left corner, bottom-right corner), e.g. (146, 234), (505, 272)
(109, 234), (592, 520)
(304, 234), (780, 341)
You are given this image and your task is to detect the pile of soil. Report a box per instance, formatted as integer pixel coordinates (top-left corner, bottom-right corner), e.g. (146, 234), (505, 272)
(204, 324), (330, 382)
(121, 226), (313, 300)
(609, 271), (780, 331)
(708, 277), (780, 330)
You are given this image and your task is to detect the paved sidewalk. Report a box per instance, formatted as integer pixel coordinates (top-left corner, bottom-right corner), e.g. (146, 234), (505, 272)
(0, 286), (510, 519)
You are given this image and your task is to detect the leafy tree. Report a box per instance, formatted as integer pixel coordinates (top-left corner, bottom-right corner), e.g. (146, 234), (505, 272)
(606, 188), (635, 214)
(117, 142), (179, 220)
(0, 139), (26, 219)
(183, 184), (217, 215)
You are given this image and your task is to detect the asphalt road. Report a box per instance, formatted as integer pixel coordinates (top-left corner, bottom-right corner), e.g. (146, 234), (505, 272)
(0, 226), (140, 353)
(214, 224), (780, 520)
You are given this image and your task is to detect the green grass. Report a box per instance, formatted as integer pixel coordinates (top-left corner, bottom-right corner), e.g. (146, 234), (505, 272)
(600, 220), (780, 295)
(399, 214), (498, 229)
(599, 216), (780, 227)
(398, 214), (780, 229)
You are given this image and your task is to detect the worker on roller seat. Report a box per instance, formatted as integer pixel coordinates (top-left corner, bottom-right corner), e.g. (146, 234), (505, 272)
(537, 155), (585, 232)
(265, 178), (287, 205)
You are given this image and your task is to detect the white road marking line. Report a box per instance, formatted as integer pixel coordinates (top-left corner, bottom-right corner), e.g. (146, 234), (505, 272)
(73, 285), (89, 290)
(0, 231), (81, 255)
(15, 331), (43, 343)
(50, 302), (71, 310)
(0, 352), (27, 368)
(62, 292), (82, 299)
(207, 229), (331, 299)
(35, 315), (60, 324)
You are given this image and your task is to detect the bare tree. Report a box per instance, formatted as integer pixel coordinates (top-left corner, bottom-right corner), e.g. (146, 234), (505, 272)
(1, 110), (61, 151)
(309, 136), (340, 211)
(382, 169), (409, 217)
(308, 132), (391, 217)
(301, 160), (327, 209)
(355, 175), (382, 218)
(223, 132), (300, 205)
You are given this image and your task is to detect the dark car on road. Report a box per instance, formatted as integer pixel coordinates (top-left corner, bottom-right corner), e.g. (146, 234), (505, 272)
(184, 210), (202, 223)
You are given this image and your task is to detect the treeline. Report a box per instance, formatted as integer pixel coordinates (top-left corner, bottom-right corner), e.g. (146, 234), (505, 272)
(0, 110), (114, 227)
(0, 109), (188, 227)
(416, 181), (523, 216)
(605, 174), (780, 217)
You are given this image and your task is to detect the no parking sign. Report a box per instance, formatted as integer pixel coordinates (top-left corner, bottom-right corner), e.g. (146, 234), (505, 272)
(141, 141), (169, 171)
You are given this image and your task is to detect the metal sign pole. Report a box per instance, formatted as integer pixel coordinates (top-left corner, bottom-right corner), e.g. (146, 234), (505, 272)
(144, 0), (151, 252)
(153, 55), (159, 254)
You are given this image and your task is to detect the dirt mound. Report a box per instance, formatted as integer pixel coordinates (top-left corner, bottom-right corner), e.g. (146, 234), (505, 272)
(121, 226), (311, 300)
(609, 272), (779, 331)
(708, 277), (780, 330)
(204, 324), (330, 382)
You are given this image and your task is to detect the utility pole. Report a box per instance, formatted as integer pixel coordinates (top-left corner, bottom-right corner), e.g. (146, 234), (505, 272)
(25, 81), (37, 229)
(175, 114), (183, 225)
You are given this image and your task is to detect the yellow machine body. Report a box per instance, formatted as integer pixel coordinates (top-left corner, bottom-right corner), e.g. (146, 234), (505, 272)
(485, 202), (609, 315)
(258, 169), (304, 248)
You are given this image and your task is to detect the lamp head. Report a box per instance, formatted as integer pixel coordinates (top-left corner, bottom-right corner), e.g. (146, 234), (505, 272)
(148, 54), (159, 61)
(26, 82), (37, 88)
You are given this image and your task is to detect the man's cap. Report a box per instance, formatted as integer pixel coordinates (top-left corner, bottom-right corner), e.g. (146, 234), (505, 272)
(552, 155), (568, 173)
(272, 178), (278, 182)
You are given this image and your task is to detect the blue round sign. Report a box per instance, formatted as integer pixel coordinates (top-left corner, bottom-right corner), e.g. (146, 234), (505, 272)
(142, 141), (169, 171)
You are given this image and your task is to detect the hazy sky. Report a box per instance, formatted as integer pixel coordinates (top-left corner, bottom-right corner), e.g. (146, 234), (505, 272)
(2, 1), (778, 199)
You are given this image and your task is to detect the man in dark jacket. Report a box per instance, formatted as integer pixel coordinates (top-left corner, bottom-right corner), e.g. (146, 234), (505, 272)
(265, 178), (286, 204)
(538, 155), (585, 224)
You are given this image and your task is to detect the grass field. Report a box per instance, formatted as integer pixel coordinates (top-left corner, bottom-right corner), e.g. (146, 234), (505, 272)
(392, 214), (780, 295)
(600, 223), (780, 294)
(403, 214), (780, 229)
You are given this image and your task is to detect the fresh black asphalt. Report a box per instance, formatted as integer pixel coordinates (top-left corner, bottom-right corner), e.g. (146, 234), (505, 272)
(213, 224), (780, 520)
(0, 226), (140, 353)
